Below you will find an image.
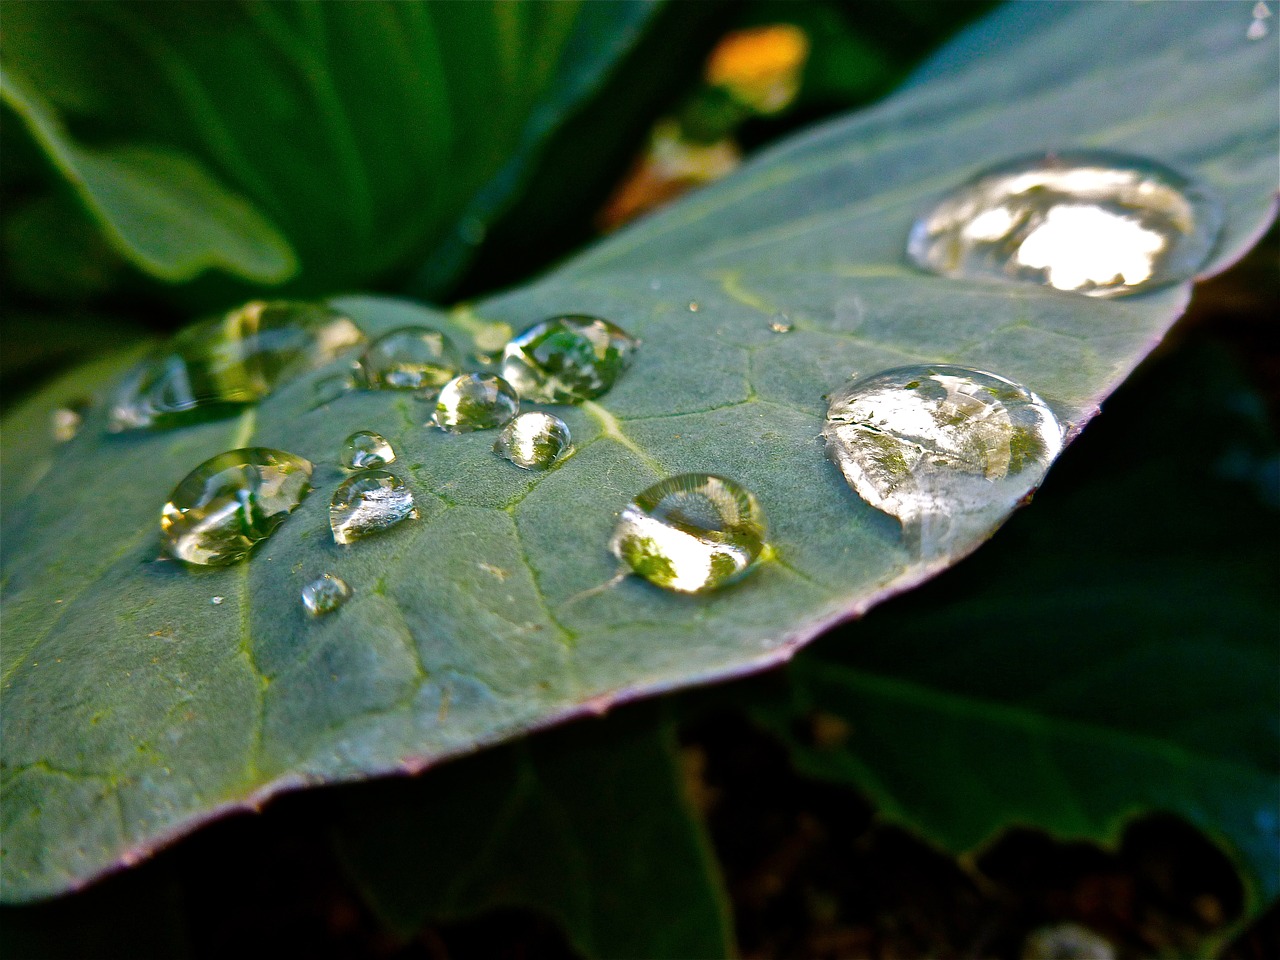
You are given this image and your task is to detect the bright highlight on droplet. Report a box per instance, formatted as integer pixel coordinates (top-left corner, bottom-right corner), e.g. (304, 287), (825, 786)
(907, 151), (1222, 297)
(494, 412), (572, 470)
(161, 448), (313, 566)
(330, 471), (417, 544)
(609, 474), (768, 594)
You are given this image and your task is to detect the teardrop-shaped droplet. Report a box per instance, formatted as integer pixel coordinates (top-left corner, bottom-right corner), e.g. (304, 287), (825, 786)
(823, 365), (1063, 555)
(341, 431), (395, 469)
(356, 326), (460, 391)
(494, 412), (572, 470)
(609, 474), (767, 593)
(500, 315), (639, 403)
(161, 448), (313, 566)
(110, 301), (364, 432)
(302, 574), (352, 616)
(432, 373), (519, 433)
(907, 151), (1223, 297)
(330, 470), (417, 544)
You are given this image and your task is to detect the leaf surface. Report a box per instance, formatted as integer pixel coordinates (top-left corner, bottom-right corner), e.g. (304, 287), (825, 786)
(1, 1), (1276, 901)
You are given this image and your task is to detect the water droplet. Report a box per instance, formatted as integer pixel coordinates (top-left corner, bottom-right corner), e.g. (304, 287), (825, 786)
(52, 399), (90, 442)
(341, 431), (395, 469)
(330, 470), (417, 544)
(1247, 15), (1269, 39)
(356, 327), (461, 391)
(769, 314), (793, 333)
(311, 372), (354, 407)
(823, 365), (1062, 555)
(500, 316), (639, 403)
(210, 596), (225, 606)
(302, 574), (352, 616)
(161, 448), (313, 566)
(494, 412), (572, 470)
(110, 301), (364, 432)
(432, 373), (519, 433)
(609, 474), (768, 593)
(688, 301), (700, 312)
(907, 151), (1223, 297)
(1254, 0), (1272, 17)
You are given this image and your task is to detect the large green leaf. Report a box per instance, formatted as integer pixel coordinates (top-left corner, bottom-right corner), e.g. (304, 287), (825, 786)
(332, 704), (733, 958)
(753, 335), (1280, 913)
(0, 0), (661, 295)
(1, 2), (1275, 902)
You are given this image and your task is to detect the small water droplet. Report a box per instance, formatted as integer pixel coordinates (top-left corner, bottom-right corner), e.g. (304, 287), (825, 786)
(907, 151), (1223, 297)
(500, 315), (639, 403)
(161, 448), (313, 566)
(494, 412), (573, 470)
(330, 470), (417, 544)
(823, 365), (1062, 555)
(110, 301), (364, 432)
(769, 313), (794, 333)
(688, 301), (700, 312)
(311, 372), (354, 407)
(1247, 15), (1269, 39)
(341, 431), (395, 469)
(356, 327), (461, 391)
(609, 474), (768, 593)
(301, 574), (352, 616)
(52, 398), (90, 442)
(430, 373), (519, 433)
(210, 596), (225, 606)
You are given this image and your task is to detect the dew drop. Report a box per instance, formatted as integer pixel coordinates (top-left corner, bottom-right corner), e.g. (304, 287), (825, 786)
(330, 471), (417, 544)
(432, 373), (519, 433)
(688, 301), (700, 312)
(907, 151), (1223, 297)
(609, 474), (768, 594)
(341, 431), (396, 469)
(500, 315), (639, 404)
(302, 574), (352, 616)
(210, 596), (225, 606)
(494, 412), (572, 470)
(356, 326), (461, 391)
(52, 399), (90, 442)
(161, 448), (313, 566)
(769, 314), (794, 334)
(110, 301), (364, 432)
(311, 372), (355, 407)
(823, 365), (1062, 555)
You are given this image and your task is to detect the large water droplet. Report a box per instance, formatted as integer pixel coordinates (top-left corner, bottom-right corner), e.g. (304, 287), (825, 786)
(432, 373), (519, 433)
(356, 326), (460, 391)
(110, 301), (364, 432)
(494, 412), (572, 470)
(302, 574), (352, 616)
(823, 365), (1063, 555)
(330, 470), (417, 544)
(500, 315), (639, 403)
(907, 151), (1222, 297)
(341, 431), (395, 469)
(161, 448), (313, 566)
(609, 474), (768, 594)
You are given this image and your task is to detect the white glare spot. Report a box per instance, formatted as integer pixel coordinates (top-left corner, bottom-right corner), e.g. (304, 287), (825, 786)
(1016, 205), (1165, 291)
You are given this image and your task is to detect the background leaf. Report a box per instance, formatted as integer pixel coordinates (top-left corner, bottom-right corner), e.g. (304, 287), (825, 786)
(1, 1), (1275, 903)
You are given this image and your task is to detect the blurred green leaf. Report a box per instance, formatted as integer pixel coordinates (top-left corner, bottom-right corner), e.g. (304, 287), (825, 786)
(0, 1), (662, 299)
(0, 2), (1275, 904)
(333, 705), (733, 959)
(755, 339), (1280, 913)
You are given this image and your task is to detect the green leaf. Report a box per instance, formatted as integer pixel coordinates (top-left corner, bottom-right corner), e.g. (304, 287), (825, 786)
(1, 2), (1275, 901)
(0, 66), (296, 285)
(0, 1), (662, 297)
(755, 338), (1280, 912)
(332, 704), (733, 958)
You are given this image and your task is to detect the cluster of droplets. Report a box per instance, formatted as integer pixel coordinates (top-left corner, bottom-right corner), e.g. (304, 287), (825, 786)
(141, 147), (1225, 610)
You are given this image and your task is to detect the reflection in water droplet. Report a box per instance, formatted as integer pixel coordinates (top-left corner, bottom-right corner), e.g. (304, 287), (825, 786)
(302, 574), (352, 616)
(211, 596), (225, 606)
(52, 399), (90, 442)
(330, 471), (417, 544)
(500, 316), (639, 404)
(356, 327), (460, 391)
(110, 301), (364, 432)
(161, 448), (313, 566)
(341, 431), (395, 469)
(494, 412), (572, 470)
(823, 365), (1062, 556)
(432, 373), (519, 433)
(907, 151), (1222, 297)
(769, 314), (794, 333)
(609, 474), (767, 593)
